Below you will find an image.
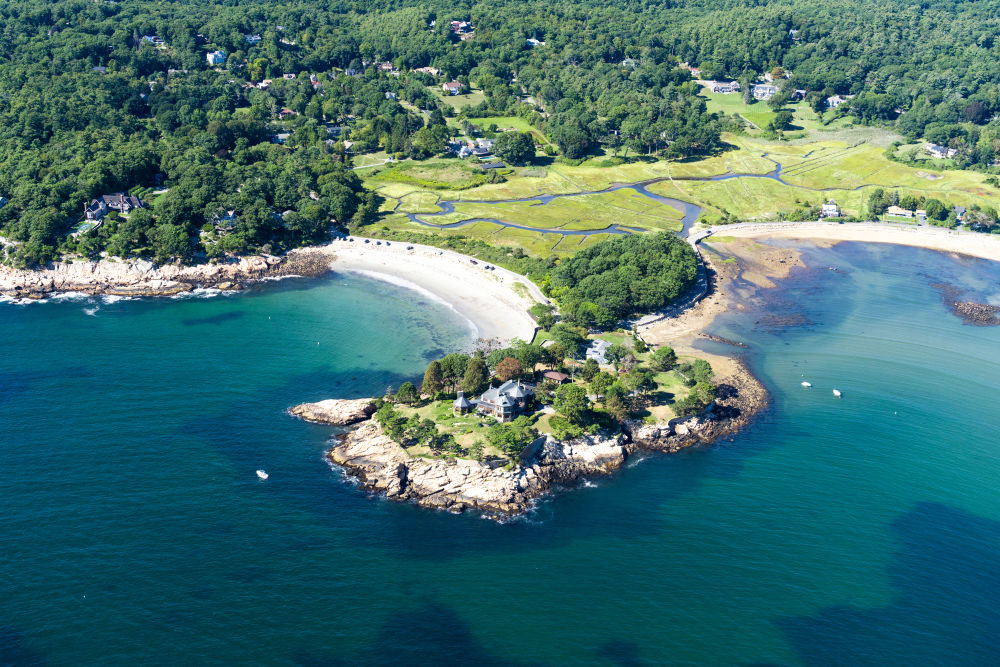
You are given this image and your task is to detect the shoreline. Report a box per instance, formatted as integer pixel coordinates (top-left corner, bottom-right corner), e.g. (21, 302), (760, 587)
(699, 221), (1000, 262)
(0, 237), (544, 345)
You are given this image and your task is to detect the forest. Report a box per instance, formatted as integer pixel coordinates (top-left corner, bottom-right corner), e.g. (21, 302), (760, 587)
(2, 0), (999, 265)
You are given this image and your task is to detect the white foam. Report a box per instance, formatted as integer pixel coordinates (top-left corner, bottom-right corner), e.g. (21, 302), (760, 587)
(342, 269), (480, 339)
(100, 295), (133, 304)
(83, 306), (99, 317)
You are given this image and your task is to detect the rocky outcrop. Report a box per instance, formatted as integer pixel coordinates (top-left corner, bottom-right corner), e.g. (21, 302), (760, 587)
(289, 398), (377, 426)
(628, 358), (769, 453)
(327, 422), (629, 515)
(0, 247), (336, 299)
(320, 361), (768, 517)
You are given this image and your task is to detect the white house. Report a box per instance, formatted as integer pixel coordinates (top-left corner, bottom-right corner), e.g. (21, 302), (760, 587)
(442, 81), (464, 95)
(702, 80), (740, 94)
(924, 142), (957, 159)
(826, 95), (849, 108)
(585, 339), (612, 365)
(244, 34), (262, 45)
(206, 50), (226, 66)
(526, 38), (545, 47)
(752, 84), (778, 100)
(821, 202), (840, 217)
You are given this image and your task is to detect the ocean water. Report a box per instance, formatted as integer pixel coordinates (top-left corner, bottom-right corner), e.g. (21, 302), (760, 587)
(2, 244), (1000, 665)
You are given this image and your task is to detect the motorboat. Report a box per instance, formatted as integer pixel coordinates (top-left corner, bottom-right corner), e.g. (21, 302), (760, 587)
(801, 381), (812, 387)
(832, 389), (842, 398)
(256, 469), (269, 480)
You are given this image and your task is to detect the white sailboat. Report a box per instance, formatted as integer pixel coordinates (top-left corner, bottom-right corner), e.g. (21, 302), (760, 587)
(801, 381), (812, 387)
(832, 389), (842, 398)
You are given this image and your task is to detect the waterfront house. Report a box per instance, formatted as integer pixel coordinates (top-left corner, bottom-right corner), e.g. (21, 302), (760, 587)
(474, 380), (534, 422)
(955, 205), (966, 222)
(886, 205), (914, 218)
(442, 81), (465, 95)
(821, 202), (840, 217)
(84, 193), (146, 221)
(206, 50), (226, 66)
(924, 142), (957, 159)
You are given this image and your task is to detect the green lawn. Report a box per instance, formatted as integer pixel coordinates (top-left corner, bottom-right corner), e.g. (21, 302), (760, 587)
(432, 86), (487, 110)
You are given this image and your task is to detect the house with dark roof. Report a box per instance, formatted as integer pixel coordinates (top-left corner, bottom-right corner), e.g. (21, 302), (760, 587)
(0, 196), (7, 208)
(474, 380), (534, 422)
(453, 391), (473, 414)
(84, 193), (146, 221)
(542, 371), (569, 384)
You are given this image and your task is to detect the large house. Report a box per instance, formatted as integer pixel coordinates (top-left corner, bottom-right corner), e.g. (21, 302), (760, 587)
(244, 34), (262, 45)
(84, 193), (146, 221)
(206, 50), (226, 65)
(702, 80), (740, 94)
(442, 81), (465, 95)
(752, 84), (778, 100)
(821, 202), (840, 217)
(472, 380), (534, 422)
(886, 205), (914, 218)
(925, 142), (957, 159)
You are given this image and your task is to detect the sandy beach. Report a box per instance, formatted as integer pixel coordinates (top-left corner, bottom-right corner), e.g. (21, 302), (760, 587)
(325, 237), (544, 344)
(701, 222), (1000, 262)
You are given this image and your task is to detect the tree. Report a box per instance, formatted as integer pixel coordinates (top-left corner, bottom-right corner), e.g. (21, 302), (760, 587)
(579, 358), (600, 381)
(439, 353), (469, 390)
(493, 131), (535, 165)
(462, 356), (490, 395)
(605, 344), (629, 367)
(650, 346), (678, 371)
(422, 360), (444, 396)
(495, 356), (524, 382)
(590, 371), (614, 400)
(485, 416), (538, 459)
(554, 383), (589, 424)
(395, 381), (418, 404)
(925, 198), (948, 221)
(692, 359), (714, 383)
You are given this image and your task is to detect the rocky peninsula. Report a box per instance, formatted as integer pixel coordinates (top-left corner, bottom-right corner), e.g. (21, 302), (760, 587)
(0, 248), (335, 300)
(291, 362), (767, 517)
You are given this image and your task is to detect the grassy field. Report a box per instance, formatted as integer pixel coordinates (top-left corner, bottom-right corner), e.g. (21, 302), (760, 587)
(452, 115), (551, 147)
(361, 127), (1000, 248)
(367, 159), (491, 190)
(433, 86), (486, 110)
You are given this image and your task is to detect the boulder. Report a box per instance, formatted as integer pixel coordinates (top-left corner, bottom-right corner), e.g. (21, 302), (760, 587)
(289, 398), (376, 425)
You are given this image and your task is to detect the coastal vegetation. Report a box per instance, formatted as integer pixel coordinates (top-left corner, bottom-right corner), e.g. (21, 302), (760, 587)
(372, 328), (719, 463)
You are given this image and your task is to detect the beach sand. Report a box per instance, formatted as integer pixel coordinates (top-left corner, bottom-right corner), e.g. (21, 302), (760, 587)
(325, 238), (544, 344)
(703, 222), (1000, 262)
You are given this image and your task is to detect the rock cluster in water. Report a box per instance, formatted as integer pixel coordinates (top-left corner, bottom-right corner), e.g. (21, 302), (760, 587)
(289, 398), (377, 426)
(296, 361), (768, 517)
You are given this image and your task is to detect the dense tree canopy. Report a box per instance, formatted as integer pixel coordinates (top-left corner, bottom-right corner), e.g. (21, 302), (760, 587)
(549, 233), (699, 328)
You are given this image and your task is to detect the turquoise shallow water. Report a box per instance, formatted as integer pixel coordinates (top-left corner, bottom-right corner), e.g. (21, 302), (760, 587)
(2, 244), (1000, 665)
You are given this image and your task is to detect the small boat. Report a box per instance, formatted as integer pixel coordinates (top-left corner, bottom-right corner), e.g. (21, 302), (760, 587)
(256, 469), (269, 480)
(801, 381), (812, 387)
(832, 389), (842, 398)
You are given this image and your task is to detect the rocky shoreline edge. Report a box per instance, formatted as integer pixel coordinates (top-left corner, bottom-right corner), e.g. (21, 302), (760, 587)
(0, 248), (337, 300)
(289, 360), (768, 518)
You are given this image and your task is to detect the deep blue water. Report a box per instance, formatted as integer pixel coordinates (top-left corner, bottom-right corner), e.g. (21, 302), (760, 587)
(2, 244), (1000, 665)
